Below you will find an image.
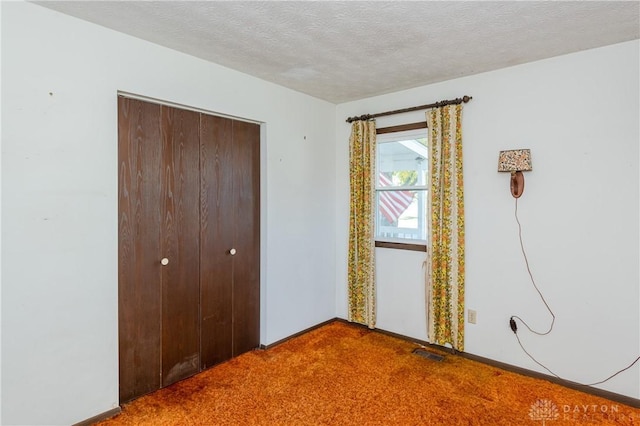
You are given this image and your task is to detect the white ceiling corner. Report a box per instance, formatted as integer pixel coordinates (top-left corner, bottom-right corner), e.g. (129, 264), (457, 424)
(33, 1), (640, 103)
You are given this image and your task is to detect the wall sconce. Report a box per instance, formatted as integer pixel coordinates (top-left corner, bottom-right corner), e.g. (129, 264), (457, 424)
(498, 149), (532, 198)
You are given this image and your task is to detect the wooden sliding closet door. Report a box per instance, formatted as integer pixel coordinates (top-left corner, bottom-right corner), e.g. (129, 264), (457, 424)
(118, 98), (163, 403)
(118, 98), (201, 401)
(160, 106), (201, 386)
(231, 120), (260, 357)
(119, 96), (260, 403)
(200, 116), (260, 368)
(199, 115), (234, 368)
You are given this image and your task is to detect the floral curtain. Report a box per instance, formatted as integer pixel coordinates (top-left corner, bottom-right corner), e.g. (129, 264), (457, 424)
(426, 104), (465, 351)
(348, 120), (377, 328)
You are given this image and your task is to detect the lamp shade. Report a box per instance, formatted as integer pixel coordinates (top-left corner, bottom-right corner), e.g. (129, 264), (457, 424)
(498, 149), (532, 172)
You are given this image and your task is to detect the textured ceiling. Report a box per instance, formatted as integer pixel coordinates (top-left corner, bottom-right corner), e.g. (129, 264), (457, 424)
(35, 1), (640, 103)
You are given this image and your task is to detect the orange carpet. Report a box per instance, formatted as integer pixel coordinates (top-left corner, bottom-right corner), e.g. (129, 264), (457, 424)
(100, 321), (639, 425)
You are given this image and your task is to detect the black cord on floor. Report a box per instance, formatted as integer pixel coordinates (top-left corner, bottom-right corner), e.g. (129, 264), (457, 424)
(510, 197), (640, 386)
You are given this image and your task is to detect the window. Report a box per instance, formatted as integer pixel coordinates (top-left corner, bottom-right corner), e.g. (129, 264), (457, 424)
(375, 129), (428, 245)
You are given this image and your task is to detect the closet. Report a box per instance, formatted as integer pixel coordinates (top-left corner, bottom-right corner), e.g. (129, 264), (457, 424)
(118, 96), (260, 403)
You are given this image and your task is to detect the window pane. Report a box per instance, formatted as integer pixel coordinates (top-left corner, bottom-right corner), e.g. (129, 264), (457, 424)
(376, 189), (427, 241)
(377, 139), (427, 188)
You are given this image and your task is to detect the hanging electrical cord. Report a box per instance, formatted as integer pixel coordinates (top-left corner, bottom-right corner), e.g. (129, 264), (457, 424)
(510, 198), (555, 335)
(509, 197), (640, 386)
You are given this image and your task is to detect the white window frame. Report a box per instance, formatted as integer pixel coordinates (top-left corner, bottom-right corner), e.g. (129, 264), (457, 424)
(375, 128), (428, 246)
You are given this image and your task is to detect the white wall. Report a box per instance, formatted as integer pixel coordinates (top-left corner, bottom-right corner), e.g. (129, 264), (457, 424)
(336, 40), (640, 399)
(1, 2), (336, 425)
(2, 3), (638, 424)
(0, 2), (4, 422)
(375, 248), (427, 341)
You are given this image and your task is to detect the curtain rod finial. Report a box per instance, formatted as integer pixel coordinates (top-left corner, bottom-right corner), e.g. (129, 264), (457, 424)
(462, 95), (472, 103)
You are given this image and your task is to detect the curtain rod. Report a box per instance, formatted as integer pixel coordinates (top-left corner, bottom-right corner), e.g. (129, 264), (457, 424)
(345, 95), (472, 123)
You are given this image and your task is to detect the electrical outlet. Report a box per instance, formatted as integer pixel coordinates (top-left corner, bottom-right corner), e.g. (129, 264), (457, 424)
(468, 309), (477, 324)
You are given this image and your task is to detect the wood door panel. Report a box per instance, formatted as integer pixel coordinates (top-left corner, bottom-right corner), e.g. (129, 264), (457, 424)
(118, 97), (163, 402)
(160, 106), (201, 387)
(200, 115), (234, 368)
(119, 97), (260, 401)
(232, 120), (261, 357)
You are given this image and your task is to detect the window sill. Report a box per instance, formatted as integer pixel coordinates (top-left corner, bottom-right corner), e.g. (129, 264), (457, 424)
(375, 241), (427, 252)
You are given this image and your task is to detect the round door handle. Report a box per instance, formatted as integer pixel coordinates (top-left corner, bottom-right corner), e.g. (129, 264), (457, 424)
(161, 258), (169, 266)
(229, 248), (237, 256)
